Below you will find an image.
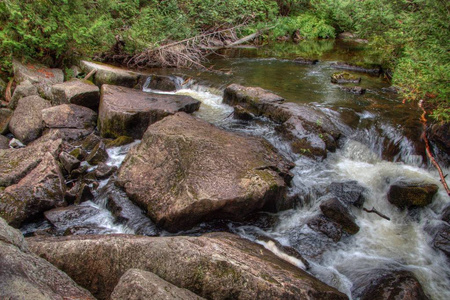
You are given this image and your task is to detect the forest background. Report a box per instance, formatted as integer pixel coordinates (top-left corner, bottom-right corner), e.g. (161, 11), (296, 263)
(0, 0), (448, 121)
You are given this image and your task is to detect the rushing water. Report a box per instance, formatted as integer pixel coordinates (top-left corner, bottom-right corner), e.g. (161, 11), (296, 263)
(23, 41), (450, 299)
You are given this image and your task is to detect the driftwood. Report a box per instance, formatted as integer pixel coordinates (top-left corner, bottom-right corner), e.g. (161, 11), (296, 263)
(84, 69), (97, 81)
(363, 207), (391, 221)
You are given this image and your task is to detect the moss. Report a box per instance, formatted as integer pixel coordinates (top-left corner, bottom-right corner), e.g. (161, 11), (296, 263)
(104, 136), (134, 148)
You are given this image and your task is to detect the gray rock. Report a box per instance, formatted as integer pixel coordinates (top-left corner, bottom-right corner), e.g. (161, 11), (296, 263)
(44, 205), (102, 235)
(327, 181), (366, 208)
(51, 79), (100, 110)
(9, 95), (51, 144)
(387, 181), (438, 209)
(59, 151), (81, 173)
(86, 141), (108, 165)
(147, 75), (178, 91)
(0, 108), (13, 134)
(0, 152), (65, 227)
(80, 60), (139, 88)
(111, 269), (206, 300)
(307, 214), (343, 242)
(320, 196), (359, 235)
(0, 135), (9, 149)
(27, 233), (348, 300)
(98, 84), (200, 139)
(117, 112), (294, 232)
(427, 223), (450, 258)
(9, 80), (38, 109)
(94, 162), (117, 179)
(442, 205), (450, 223)
(331, 62), (381, 75)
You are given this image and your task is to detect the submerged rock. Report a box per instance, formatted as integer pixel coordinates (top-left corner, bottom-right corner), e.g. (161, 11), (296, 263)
(327, 181), (366, 208)
(319, 196), (359, 235)
(51, 79), (100, 110)
(0, 217), (95, 300)
(80, 60), (140, 88)
(387, 182), (438, 209)
(331, 62), (381, 75)
(340, 86), (366, 95)
(27, 232), (348, 300)
(331, 72), (361, 84)
(111, 269), (205, 300)
(98, 84), (200, 139)
(293, 57), (319, 65)
(117, 112), (293, 232)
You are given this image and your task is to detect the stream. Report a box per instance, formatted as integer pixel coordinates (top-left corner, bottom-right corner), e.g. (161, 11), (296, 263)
(22, 40), (450, 299)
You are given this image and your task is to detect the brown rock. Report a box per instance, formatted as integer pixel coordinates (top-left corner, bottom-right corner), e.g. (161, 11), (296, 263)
(117, 112), (293, 232)
(111, 269), (205, 300)
(320, 196), (359, 235)
(9, 95), (51, 144)
(86, 141), (108, 165)
(0, 135), (9, 149)
(98, 84), (200, 139)
(427, 122), (450, 167)
(9, 80), (38, 109)
(59, 151), (81, 173)
(387, 182), (438, 209)
(0, 152), (65, 227)
(0, 108), (13, 134)
(27, 233), (348, 300)
(51, 79), (100, 109)
(146, 75), (178, 91)
(331, 72), (361, 84)
(307, 214), (343, 242)
(44, 205), (102, 235)
(80, 60), (139, 88)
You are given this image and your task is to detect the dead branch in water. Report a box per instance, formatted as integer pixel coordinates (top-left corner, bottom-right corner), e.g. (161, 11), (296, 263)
(418, 100), (450, 196)
(363, 207), (391, 221)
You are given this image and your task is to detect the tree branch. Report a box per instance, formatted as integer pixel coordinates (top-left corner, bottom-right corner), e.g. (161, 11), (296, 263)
(363, 207), (391, 221)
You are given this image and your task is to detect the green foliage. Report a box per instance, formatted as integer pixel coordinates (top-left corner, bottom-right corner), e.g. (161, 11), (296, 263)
(268, 14), (335, 39)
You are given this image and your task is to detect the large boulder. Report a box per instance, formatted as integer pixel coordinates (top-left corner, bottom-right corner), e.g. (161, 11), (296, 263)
(111, 269), (205, 300)
(0, 152), (65, 227)
(27, 233), (348, 300)
(9, 80), (38, 109)
(0, 138), (62, 187)
(0, 108), (12, 134)
(117, 112), (294, 232)
(387, 182), (439, 209)
(80, 60), (140, 88)
(42, 104), (97, 141)
(9, 95), (51, 144)
(98, 84), (200, 139)
(51, 79), (100, 110)
(0, 217), (95, 300)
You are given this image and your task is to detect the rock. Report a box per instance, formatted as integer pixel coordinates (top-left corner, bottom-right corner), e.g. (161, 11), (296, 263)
(69, 147), (88, 160)
(104, 135), (134, 148)
(337, 32), (356, 39)
(0, 152), (65, 227)
(42, 104), (97, 141)
(13, 59), (64, 99)
(8, 137), (25, 148)
(8, 95), (51, 143)
(64, 226), (116, 236)
(307, 214), (343, 242)
(427, 122), (450, 167)
(65, 181), (93, 204)
(86, 141), (108, 165)
(27, 232), (348, 300)
(81, 133), (102, 151)
(146, 75), (178, 91)
(320, 196), (359, 235)
(0, 138), (62, 187)
(44, 205), (102, 235)
(0, 135), (9, 149)
(0, 108), (13, 134)
(59, 151), (81, 173)
(117, 112), (294, 232)
(331, 62), (381, 75)
(9, 80), (38, 110)
(293, 57), (319, 65)
(0, 217), (96, 300)
(51, 79), (100, 110)
(0, 78), (5, 99)
(327, 181), (366, 208)
(331, 72), (361, 84)
(98, 84), (200, 139)
(426, 223), (450, 258)
(387, 182), (438, 209)
(340, 86), (366, 95)
(442, 205), (450, 223)
(349, 268), (429, 300)
(111, 269), (205, 300)
(233, 105), (254, 120)
(94, 162), (117, 179)
(80, 60), (139, 88)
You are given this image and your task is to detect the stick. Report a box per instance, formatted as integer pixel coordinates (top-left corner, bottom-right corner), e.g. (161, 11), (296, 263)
(418, 100), (450, 196)
(84, 69), (97, 81)
(225, 27), (273, 48)
(363, 207), (391, 221)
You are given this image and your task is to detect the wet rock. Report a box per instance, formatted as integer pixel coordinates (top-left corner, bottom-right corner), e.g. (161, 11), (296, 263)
(65, 181), (94, 204)
(331, 62), (381, 75)
(59, 151), (81, 173)
(320, 196), (359, 235)
(94, 162), (117, 179)
(99, 84), (200, 139)
(69, 147), (88, 160)
(104, 135), (134, 148)
(0, 152), (65, 227)
(0, 135), (9, 149)
(381, 86), (399, 94)
(117, 112), (293, 232)
(0, 108), (12, 134)
(9, 80), (38, 110)
(42, 104), (97, 142)
(233, 105), (254, 120)
(64, 226), (116, 236)
(80, 60), (139, 88)
(307, 214), (343, 242)
(349, 268), (429, 300)
(327, 181), (366, 208)
(27, 232), (347, 300)
(340, 86), (366, 95)
(426, 223), (450, 258)
(293, 57), (319, 65)
(86, 141), (108, 165)
(387, 182), (438, 209)
(427, 122), (450, 167)
(44, 205), (101, 234)
(111, 269), (205, 300)
(81, 133), (102, 151)
(13, 59), (64, 99)
(69, 165), (89, 180)
(0, 217), (96, 300)
(442, 205), (450, 224)
(51, 79), (100, 109)
(331, 72), (361, 84)
(147, 75), (178, 91)
(0, 138), (62, 187)
(9, 95), (51, 144)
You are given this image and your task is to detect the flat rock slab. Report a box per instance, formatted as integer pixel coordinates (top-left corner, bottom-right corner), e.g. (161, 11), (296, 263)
(44, 205), (102, 234)
(111, 269), (205, 300)
(117, 112), (294, 232)
(9, 95), (51, 144)
(80, 60), (140, 88)
(387, 182), (438, 209)
(98, 84), (200, 139)
(27, 232), (348, 300)
(51, 79), (100, 110)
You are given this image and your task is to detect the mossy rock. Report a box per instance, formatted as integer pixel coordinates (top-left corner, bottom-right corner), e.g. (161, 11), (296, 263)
(331, 72), (361, 84)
